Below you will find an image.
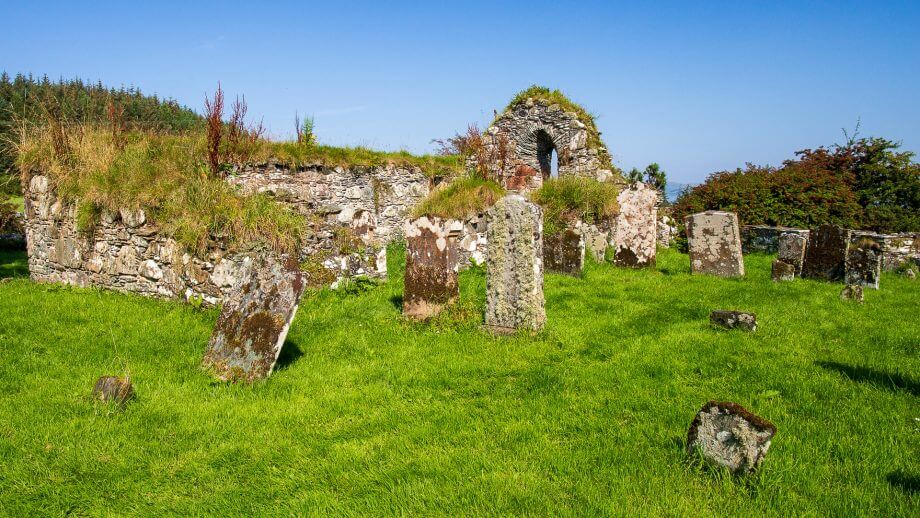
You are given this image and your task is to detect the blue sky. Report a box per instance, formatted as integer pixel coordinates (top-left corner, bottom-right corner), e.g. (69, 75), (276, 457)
(3, 1), (919, 183)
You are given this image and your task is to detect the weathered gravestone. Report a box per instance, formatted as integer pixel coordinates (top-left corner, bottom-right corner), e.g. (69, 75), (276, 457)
(485, 194), (546, 334)
(203, 254), (306, 382)
(845, 234), (883, 289)
(613, 183), (658, 267)
(687, 401), (776, 476)
(544, 228), (585, 276)
(403, 216), (463, 320)
(92, 375), (134, 406)
(710, 310), (757, 332)
(777, 232), (808, 276)
(771, 260), (795, 282)
(576, 220), (608, 262)
(685, 211), (745, 277)
(802, 225), (851, 281)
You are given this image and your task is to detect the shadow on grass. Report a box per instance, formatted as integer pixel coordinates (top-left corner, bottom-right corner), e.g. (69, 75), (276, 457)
(816, 360), (920, 396)
(275, 339), (304, 371)
(0, 249), (29, 279)
(887, 470), (920, 494)
(389, 294), (404, 311)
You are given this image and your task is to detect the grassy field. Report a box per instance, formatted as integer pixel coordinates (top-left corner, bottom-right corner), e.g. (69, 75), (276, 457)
(0, 247), (917, 515)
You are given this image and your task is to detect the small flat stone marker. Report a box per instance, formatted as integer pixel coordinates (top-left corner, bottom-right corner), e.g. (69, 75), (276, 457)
(685, 211), (744, 277)
(92, 376), (134, 406)
(613, 182), (658, 267)
(771, 260), (795, 282)
(687, 401), (776, 476)
(840, 284), (864, 303)
(485, 194), (546, 334)
(544, 227), (585, 276)
(403, 216), (462, 320)
(203, 254), (305, 382)
(710, 310), (757, 332)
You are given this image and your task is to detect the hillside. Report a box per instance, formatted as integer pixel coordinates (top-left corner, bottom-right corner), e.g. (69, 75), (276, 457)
(0, 73), (203, 195)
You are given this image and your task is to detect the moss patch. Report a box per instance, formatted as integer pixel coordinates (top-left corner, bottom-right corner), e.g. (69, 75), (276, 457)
(531, 176), (619, 235)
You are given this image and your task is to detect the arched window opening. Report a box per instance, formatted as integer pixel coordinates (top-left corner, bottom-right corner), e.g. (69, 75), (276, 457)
(535, 129), (557, 180)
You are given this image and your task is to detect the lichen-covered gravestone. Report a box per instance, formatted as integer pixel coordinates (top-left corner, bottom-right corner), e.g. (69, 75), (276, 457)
(802, 225), (851, 281)
(544, 228), (585, 276)
(687, 401), (776, 476)
(710, 310), (757, 331)
(203, 254), (306, 382)
(485, 194), (546, 334)
(845, 234), (883, 289)
(685, 211), (744, 277)
(613, 183), (658, 267)
(403, 216), (463, 320)
(777, 232), (808, 276)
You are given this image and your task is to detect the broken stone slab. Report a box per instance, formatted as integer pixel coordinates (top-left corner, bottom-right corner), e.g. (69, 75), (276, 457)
(613, 182), (658, 267)
(92, 376), (135, 406)
(202, 253), (306, 382)
(906, 268), (917, 280)
(771, 260), (795, 282)
(840, 284), (864, 303)
(544, 227), (585, 276)
(403, 216), (463, 320)
(777, 232), (808, 276)
(845, 234), (883, 289)
(575, 220), (608, 262)
(687, 401), (777, 476)
(685, 211), (745, 277)
(710, 310), (757, 332)
(802, 225), (851, 281)
(485, 194), (546, 334)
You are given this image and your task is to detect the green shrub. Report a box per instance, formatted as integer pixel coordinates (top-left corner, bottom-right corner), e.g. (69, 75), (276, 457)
(411, 175), (505, 220)
(531, 176), (619, 235)
(673, 137), (920, 233)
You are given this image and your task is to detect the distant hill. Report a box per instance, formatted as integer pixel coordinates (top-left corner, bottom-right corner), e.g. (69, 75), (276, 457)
(0, 73), (202, 195)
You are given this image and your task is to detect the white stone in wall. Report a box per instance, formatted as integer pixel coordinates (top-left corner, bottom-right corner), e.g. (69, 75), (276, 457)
(139, 259), (164, 281)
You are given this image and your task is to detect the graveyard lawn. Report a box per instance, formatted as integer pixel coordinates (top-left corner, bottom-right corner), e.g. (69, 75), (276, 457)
(0, 248), (917, 515)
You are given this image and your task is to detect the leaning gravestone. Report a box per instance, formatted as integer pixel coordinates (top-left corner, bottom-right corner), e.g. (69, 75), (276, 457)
(685, 211), (745, 277)
(845, 234), (883, 289)
(802, 225), (851, 281)
(777, 232), (808, 276)
(485, 194), (546, 334)
(203, 254), (306, 382)
(544, 228), (585, 276)
(687, 401), (776, 476)
(613, 183), (658, 267)
(403, 216), (463, 320)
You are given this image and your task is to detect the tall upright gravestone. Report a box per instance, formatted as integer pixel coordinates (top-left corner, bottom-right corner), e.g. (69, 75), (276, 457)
(485, 194), (546, 334)
(685, 211), (745, 277)
(845, 234), (883, 289)
(802, 225), (851, 281)
(613, 183), (659, 267)
(203, 254), (306, 382)
(403, 216), (463, 320)
(544, 228), (585, 276)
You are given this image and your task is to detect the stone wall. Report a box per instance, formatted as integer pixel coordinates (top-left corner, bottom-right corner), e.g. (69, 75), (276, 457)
(24, 174), (250, 306)
(872, 232), (920, 270)
(228, 161), (435, 244)
(741, 225), (810, 254)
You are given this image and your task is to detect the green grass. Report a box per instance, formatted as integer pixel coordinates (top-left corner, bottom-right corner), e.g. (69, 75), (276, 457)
(531, 176), (620, 235)
(7, 196), (23, 212)
(0, 249), (917, 515)
(411, 175), (505, 219)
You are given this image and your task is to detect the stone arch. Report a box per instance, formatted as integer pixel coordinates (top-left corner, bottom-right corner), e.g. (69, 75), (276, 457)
(479, 89), (619, 192)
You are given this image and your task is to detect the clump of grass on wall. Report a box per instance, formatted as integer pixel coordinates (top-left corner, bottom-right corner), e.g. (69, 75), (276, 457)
(531, 176), (619, 235)
(411, 175), (505, 220)
(17, 126), (307, 255)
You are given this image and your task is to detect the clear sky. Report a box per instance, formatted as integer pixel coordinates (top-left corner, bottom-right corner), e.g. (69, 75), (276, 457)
(3, 1), (919, 183)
